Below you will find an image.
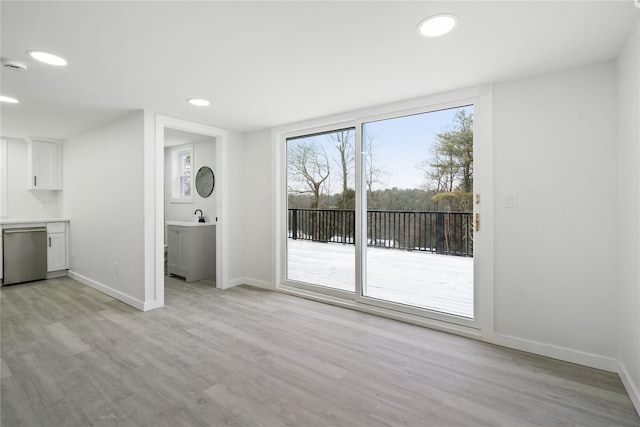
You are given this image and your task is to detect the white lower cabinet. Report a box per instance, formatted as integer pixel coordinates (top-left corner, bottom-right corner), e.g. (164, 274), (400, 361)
(167, 224), (215, 282)
(46, 222), (67, 272)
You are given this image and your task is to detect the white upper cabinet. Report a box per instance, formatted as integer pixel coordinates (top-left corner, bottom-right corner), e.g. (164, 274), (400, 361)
(27, 138), (62, 190)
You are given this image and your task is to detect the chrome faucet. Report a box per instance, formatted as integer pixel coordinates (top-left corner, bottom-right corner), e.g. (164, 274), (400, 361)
(194, 209), (205, 222)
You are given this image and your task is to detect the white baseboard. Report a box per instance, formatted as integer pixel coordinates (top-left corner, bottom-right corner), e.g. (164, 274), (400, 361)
(239, 278), (273, 290)
(68, 270), (145, 311)
(221, 277), (274, 290)
(46, 270), (67, 279)
(220, 278), (244, 290)
(483, 331), (619, 373)
(143, 299), (164, 312)
(619, 360), (640, 416)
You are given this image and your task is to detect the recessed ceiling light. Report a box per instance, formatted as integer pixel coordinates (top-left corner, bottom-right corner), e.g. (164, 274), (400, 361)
(27, 50), (67, 66)
(417, 14), (458, 37)
(0, 95), (19, 103)
(187, 98), (210, 107)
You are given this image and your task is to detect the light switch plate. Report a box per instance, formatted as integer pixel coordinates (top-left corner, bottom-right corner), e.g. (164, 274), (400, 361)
(504, 192), (518, 208)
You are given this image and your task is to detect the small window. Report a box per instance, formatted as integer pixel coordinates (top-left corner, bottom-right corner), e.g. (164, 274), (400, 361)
(171, 145), (194, 203)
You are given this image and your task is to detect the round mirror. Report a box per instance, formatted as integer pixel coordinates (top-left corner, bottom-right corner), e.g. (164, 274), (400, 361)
(195, 166), (215, 198)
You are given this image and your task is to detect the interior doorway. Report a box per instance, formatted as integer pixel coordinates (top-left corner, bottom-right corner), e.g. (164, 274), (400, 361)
(163, 128), (217, 285)
(153, 115), (228, 308)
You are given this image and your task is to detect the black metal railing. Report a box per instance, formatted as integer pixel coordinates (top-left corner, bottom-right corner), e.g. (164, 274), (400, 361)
(288, 208), (473, 257)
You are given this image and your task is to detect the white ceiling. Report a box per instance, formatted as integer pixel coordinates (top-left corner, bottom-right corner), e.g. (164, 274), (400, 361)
(0, 1), (637, 140)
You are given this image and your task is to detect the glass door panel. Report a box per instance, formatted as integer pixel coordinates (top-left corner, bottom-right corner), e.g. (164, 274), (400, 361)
(361, 106), (474, 318)
(286, 128), (356, 292)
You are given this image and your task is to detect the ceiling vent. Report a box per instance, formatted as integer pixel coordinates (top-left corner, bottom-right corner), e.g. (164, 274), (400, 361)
(1, 58), (28, 71)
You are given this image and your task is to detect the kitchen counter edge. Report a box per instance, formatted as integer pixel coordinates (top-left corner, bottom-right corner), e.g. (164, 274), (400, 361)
(1, 218), (70, 226)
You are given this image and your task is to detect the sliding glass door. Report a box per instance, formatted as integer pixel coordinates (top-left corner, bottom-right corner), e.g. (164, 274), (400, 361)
(286, 128), (356, 293)
(283, 103), (477, 323)
(360, 106), (475, 318)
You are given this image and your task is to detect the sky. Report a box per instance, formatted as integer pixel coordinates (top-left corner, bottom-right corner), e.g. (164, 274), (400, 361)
(364, 105), (473, 190)
(288, 104), (473, 193)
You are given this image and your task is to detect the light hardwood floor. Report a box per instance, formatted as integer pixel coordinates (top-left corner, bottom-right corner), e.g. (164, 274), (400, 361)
(1, 276), (638, 426)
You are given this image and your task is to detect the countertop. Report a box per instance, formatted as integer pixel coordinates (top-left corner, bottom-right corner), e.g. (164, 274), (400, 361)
(0, 218), (70, 225)
(166, 220), (215, 227)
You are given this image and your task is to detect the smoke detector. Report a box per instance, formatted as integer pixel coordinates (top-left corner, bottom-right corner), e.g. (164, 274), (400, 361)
(1, 58), (28, 71)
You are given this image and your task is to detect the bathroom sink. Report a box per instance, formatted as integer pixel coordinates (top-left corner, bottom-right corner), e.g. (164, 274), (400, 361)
(165, 220), (214, 227)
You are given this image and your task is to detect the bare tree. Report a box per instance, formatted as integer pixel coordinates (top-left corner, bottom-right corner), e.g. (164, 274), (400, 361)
(364, 134), (388, 209)
(330, 130), (355, 209)
(287, 140), (331, 209)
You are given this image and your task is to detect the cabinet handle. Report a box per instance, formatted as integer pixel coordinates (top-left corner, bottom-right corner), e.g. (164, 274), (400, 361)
(34, 176), (37, 187)
(49, 237), (51, 247)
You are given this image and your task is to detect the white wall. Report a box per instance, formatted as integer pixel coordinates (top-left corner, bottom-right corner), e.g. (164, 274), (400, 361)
(1, 139), (8, 217)
(164, 138), (217, 225)
(2, 138), (62, 219)
(617, 17), (640, 411)
(63, 111), (145, 305)
(492, 61), (619, 361)
(225, 130), (247, 286)
(241, 129), (273, 286)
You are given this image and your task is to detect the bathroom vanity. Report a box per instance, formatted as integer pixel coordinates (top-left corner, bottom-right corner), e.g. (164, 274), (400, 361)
(166, 221), (215, 282)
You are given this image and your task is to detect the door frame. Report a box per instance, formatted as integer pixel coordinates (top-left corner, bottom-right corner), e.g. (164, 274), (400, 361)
(277, 120), (357, 298)
(151, 115), (228, 308)
(354, 99), (482, 328)
(274, 86), (493, 332)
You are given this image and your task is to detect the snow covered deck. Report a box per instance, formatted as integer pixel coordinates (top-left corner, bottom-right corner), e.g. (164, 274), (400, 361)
(287, 239), (474, 318)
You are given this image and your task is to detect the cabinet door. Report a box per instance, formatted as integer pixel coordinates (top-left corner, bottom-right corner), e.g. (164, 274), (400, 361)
(177, 227), (190, 274)
(167, 226), (179, 271)
(47, 233), (66, 272)
(30, 141), (61, 190)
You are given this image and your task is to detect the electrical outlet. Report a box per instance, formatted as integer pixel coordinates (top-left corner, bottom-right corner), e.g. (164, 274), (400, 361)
(114, 262), (119, 275)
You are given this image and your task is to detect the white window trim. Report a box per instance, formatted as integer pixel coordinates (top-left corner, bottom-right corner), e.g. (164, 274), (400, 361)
(170, 144), (194, 204)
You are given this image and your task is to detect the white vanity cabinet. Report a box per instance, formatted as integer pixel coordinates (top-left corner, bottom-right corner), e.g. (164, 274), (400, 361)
(167, 223), (215, 282)
(27, 139), (63, 190)
(46, 222), (67, 272)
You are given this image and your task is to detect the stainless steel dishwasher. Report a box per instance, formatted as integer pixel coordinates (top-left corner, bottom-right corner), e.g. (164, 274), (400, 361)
(2, 227), (47, 285)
